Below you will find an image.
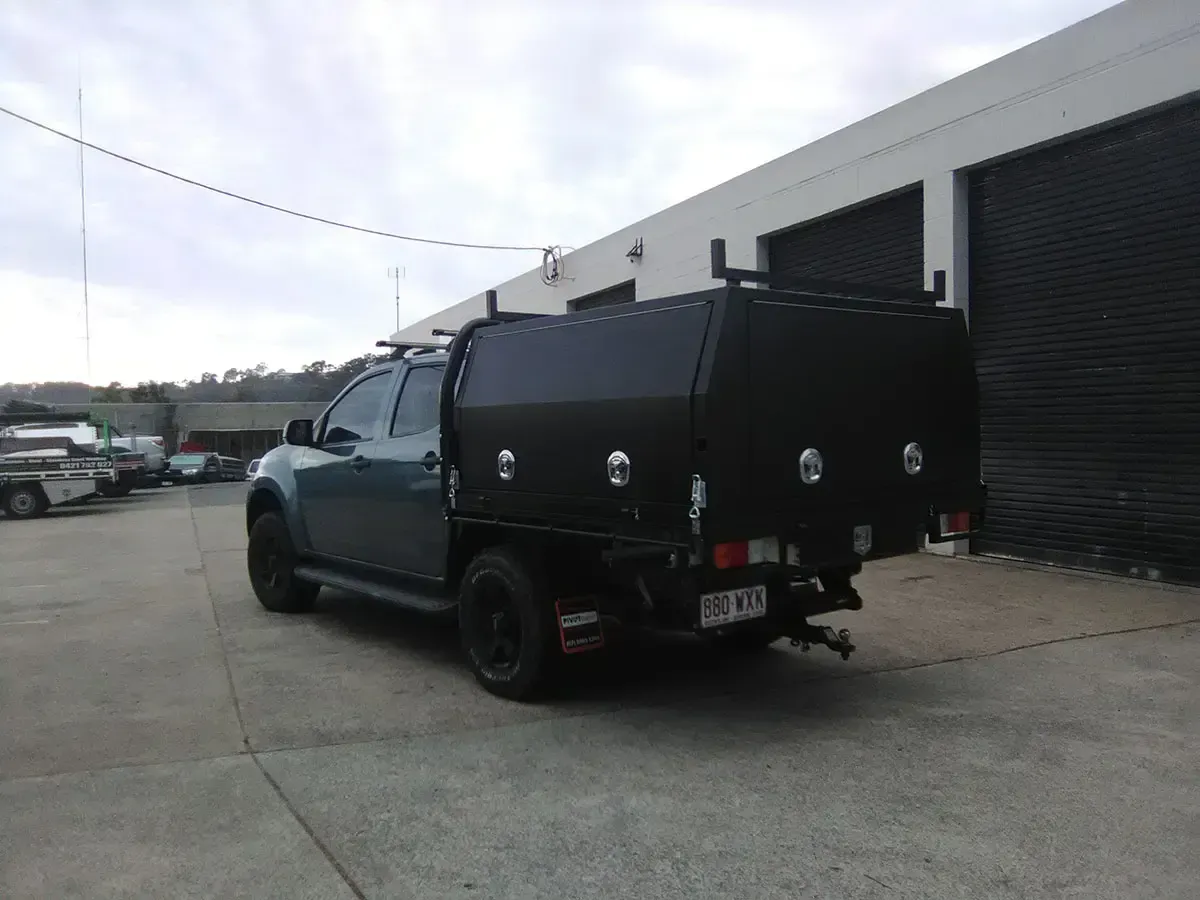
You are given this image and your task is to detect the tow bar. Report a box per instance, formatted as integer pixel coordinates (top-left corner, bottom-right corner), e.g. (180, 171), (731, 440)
(789, 623), (856, 660)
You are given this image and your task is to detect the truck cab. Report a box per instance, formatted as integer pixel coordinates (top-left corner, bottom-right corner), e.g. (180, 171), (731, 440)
(255, 353), (446, 573)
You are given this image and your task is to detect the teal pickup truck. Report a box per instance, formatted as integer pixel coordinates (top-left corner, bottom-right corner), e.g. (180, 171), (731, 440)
(245, 241), (985, 701)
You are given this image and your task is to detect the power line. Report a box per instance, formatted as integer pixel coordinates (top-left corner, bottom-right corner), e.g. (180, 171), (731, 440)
(0, 102), (548, 252)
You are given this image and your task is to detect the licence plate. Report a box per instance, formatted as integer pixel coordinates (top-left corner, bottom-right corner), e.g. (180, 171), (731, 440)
(699, 585), (767, 629)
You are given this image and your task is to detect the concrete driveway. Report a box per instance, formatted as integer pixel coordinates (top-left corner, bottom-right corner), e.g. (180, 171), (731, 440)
(1, 483), (1196, 899)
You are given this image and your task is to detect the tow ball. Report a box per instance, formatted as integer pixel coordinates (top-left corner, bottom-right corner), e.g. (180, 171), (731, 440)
(789, 624), (856, 661)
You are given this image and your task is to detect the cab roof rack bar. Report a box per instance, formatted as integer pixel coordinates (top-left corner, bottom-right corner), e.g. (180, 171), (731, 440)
(375, 340), (447, 351)
(709, 237), (946, 305)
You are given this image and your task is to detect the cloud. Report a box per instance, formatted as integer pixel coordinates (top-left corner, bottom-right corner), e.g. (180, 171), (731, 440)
(0, 0), (1118, 385)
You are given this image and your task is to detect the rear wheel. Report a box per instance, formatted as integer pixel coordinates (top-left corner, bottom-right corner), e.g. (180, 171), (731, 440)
(2, 484), (49, 520)
(247, 512), (320, 613)
(458, 546), (556, 701)
(97, 480), (134, 498)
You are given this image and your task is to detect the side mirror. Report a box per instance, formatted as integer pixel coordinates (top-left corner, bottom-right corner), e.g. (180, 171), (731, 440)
(283, 419), (314, 447)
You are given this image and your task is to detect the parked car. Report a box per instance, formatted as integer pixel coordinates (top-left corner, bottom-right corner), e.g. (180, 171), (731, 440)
(162, 452), (244, 484)
(109, 435), (169, 481)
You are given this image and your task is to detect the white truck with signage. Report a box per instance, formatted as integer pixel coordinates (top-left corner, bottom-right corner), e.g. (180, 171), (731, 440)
(0, 437), (118, 519)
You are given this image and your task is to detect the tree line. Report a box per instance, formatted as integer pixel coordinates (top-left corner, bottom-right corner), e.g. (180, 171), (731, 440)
(1, 352), (393, 407)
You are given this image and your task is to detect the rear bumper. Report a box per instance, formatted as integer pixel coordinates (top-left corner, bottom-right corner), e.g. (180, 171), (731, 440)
(682, 564), (861, 633)
(704, 481), (987, 568)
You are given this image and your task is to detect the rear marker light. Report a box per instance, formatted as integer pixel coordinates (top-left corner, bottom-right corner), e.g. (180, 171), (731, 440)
(713, 537), (780, 569)
(713, 542), (748, 570)
(940, 511), (971, 536)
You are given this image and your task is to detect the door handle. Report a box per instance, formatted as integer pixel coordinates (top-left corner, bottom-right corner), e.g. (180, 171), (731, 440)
(422, 452), (441, 471)
(350, 454), (371, 472)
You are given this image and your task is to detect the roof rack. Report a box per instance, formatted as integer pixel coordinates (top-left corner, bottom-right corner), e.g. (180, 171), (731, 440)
(375, 340), (448, 352)
(380, 290), (550, 361)
(709, 237), (946, 305)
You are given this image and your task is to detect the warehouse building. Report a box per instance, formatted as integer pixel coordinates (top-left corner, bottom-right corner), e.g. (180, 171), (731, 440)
(394, 0), (1199, 585)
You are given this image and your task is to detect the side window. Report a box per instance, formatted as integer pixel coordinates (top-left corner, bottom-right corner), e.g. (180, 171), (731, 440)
(389, 366), (444, 437)
(322, 372), (393, 445)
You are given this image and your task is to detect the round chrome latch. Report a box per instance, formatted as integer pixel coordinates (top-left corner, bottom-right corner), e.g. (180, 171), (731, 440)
(799, 447), (823, 485)
(607, 450), (631, 487)
(497, 449), (516, 481)
(903, 442), (923, 475)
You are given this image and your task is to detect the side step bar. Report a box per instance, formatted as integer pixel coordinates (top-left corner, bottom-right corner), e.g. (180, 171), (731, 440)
(293, 565), (458, 617)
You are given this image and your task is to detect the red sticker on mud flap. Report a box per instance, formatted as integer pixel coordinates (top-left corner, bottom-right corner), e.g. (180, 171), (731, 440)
(556, 596), (605, 654)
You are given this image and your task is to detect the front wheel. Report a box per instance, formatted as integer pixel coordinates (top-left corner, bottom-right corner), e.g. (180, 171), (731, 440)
(2, 484), (49, 520)
(247, 511), (320, 613)
(458, 546), (556, 701)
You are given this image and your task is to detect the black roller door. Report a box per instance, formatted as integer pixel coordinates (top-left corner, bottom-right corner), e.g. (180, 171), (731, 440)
(969, 99), (1200, 585)
(768, 187), (925, 289)
(570, 279), (636, 311)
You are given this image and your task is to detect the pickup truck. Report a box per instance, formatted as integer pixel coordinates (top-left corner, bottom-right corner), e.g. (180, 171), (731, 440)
(245, 238), (985, 700)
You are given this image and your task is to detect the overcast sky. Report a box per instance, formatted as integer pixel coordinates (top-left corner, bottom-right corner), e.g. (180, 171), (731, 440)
(1, 0), (1117, 386)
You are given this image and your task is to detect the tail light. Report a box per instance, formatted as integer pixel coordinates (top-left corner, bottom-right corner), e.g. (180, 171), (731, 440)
(713, 537), (780, 569)
(939, 511), (972, 536)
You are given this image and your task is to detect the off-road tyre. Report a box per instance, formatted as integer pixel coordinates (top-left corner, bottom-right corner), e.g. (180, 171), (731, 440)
(247, 511), (320, 613)
(458, 545), (557, 701)
(97, 480), (134, 498)
(2, 484), (49, 520)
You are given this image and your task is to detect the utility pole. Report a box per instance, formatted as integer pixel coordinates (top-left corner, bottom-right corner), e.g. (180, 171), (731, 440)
(387, 266), (405, 333)
(78, 79), (92, 386)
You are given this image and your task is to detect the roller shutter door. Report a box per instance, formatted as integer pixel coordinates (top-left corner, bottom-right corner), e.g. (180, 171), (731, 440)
(768, 187), (925, 289)
(570, 279), (636, 311)
(969, 99), (1200, 585)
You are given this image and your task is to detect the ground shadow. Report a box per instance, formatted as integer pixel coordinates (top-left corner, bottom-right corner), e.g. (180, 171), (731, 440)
(301, 588), (902, 719)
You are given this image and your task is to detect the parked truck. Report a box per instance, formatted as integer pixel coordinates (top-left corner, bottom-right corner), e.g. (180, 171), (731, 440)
(0, 436), (118, 519)
(244, 239), (986, 700)
(0, 416), (153, 496)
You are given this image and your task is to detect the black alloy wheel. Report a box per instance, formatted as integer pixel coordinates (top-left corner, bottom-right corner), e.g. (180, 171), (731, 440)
(459, 546), (555, 701)
(246, 512), (320, 613)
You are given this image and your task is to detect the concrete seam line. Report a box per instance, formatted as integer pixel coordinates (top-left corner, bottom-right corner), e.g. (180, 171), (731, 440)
(0, 752), (250, 786)
(252, 756), (369, 900)
(187, 488), (252, 753)
(187, 488), (367, 900)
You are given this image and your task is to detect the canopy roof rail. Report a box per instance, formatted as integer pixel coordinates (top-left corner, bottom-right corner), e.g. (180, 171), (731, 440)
(709, 237), (946, 305)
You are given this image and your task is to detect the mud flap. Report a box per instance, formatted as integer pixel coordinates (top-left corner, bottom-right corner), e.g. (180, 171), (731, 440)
(555, 596), (605, 654)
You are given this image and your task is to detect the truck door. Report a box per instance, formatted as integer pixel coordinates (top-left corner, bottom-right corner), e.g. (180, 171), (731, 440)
(294, 367), (396, 559)
(359, 363), (447, 576)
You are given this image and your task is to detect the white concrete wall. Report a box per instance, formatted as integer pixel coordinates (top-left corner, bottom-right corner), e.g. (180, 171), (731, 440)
(394, 0), (1200, 343)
